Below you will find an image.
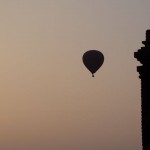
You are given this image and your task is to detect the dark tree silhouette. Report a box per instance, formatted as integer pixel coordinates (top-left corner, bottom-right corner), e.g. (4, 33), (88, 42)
(134, 30), (150, 150)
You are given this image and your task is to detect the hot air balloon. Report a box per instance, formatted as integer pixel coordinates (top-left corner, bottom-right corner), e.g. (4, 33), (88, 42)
(82, 50), (104, 77)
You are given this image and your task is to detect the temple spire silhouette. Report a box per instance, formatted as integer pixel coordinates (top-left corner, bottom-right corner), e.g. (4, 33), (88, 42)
(134, 30), (150, 150)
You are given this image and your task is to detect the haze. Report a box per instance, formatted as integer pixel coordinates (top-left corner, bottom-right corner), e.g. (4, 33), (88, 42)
(0, 0), (150, 150)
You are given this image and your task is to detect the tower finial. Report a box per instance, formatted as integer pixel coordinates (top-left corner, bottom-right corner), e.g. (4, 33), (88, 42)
(146, 29), (150, 41)
(142, 29), (150, 45)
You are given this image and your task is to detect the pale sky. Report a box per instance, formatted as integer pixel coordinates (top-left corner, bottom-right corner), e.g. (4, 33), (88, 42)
(0, 0), (150, 150)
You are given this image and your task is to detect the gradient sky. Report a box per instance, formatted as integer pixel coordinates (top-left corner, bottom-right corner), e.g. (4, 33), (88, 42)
(0, 0), (150, 150)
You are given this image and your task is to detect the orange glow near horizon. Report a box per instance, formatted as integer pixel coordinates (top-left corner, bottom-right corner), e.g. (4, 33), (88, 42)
(0, 0), (150, 150)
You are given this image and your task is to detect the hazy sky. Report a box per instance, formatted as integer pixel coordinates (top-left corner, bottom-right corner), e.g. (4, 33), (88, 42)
(0, 0), (150, 150)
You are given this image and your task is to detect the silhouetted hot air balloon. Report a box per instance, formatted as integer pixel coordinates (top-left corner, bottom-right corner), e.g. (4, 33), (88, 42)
(82, 50), (104, 77)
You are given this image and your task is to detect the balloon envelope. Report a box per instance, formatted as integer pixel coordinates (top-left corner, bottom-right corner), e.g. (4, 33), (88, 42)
(82, 50), (104, 77)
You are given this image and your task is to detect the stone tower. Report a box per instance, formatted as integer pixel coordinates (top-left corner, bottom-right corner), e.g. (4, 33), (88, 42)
(134, 30), (150, 150)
